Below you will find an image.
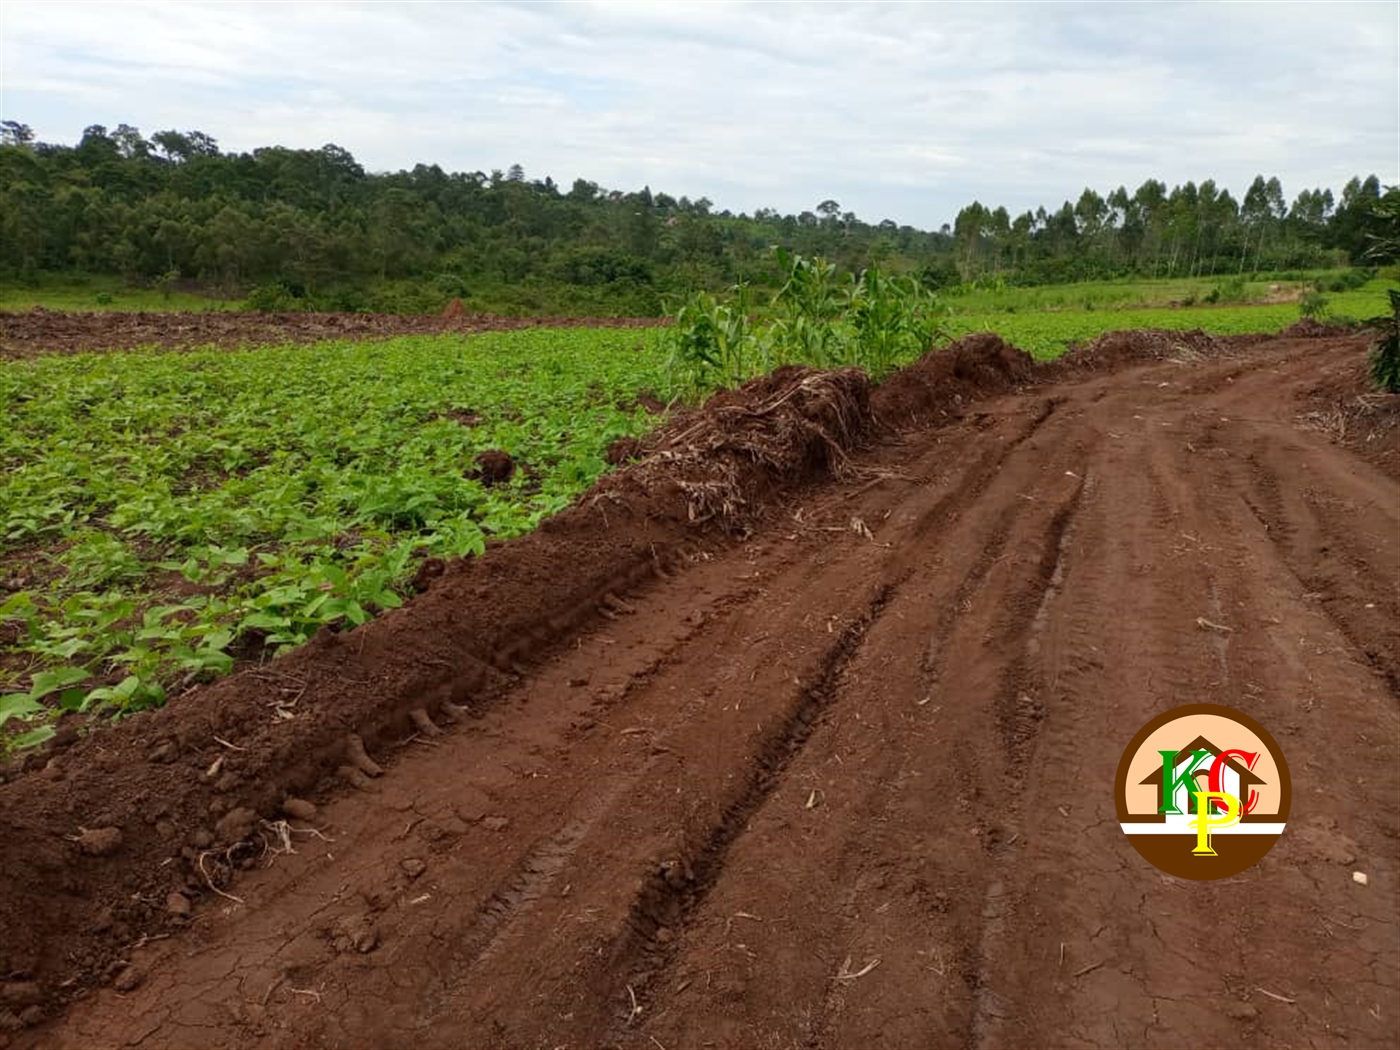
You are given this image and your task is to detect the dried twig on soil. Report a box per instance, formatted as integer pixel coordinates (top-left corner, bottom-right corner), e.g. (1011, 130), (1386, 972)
(1255, 987), (1297, 1004)
(1195, 617), (1234, 634)
(197, 851), (245, 905)
(259, 819), (296, 861)
(626, 983), (643, 1024)
(833, 956), (882, 981)
(1073, 961), (1104, 979)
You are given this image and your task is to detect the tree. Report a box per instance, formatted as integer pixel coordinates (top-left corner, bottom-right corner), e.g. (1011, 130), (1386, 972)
(0, 119), (1377, 313)
(111, 124), (151, 160)
(0, 120), (34, 147)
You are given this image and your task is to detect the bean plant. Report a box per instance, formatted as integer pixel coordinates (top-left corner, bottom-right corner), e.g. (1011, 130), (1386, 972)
(0, 329), (669, 745)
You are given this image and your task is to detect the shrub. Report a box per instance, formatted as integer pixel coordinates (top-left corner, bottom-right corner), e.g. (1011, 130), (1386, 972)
(244, 282), (300, 312)
(1368, 289), (1400, 393)
(1299, 290), (1329, 319)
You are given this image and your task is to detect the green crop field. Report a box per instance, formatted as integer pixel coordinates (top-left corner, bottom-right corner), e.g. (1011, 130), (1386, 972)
(945, 280), (1394, 358)
(3, 273), (1394, 748)
(0, 329), (667, 744)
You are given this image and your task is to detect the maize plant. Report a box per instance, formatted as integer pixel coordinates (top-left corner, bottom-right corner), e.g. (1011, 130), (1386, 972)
(844, 267), (945, 379)
(664, 285), (768, 395)
(663, 249), (949, 398)
(1368, 289), (1400, 393)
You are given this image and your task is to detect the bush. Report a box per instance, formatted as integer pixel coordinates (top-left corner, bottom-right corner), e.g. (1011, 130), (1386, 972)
(1299, 290), (1329, 319)
(244, 282), (301, 312)
(1368, 289), (1400, 393)
(1326, 267), (1374, 293)
(1204, 275), (1247, 304)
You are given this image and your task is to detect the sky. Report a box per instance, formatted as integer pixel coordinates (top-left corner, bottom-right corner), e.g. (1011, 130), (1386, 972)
(1, 0), (1397, 229)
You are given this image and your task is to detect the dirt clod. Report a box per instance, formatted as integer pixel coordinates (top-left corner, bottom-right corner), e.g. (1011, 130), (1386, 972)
(0, 985), (41, 1009)
(410, 557), (446, 593)
(281, 798), (318, 821)
(147, 741), (179, 764)
(331, 916), (379, 955)
(214, 807), (258, 845)
(112, 967), (143, 993)
(165, 892), (192, 918)
(400, 858), (427, 880)
(474, 450), (515, 486)
(482, 816), (510, 832)
(73, 827), (123, 857)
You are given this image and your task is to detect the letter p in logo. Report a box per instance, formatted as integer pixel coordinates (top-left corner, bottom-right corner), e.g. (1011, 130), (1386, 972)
(1191, 791), (1241, 856)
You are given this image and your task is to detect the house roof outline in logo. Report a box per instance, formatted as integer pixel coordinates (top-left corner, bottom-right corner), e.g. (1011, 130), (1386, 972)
(1134, 735), (1270, 823)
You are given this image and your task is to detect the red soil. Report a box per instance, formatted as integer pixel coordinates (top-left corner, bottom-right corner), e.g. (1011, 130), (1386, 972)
(0, 325), (1396, 1049)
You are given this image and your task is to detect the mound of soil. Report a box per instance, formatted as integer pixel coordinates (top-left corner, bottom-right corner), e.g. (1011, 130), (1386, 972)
(1279, 318), (1351, 339)
(872, 333), (1035, 425)
(473, 449), (516, 486)
(620, 366), (874, 526)
(0, 363), (877, 1020)
(1293, 342), (1400, 481)
(1054, 327), (1227, 372)
(0, 307), (665, 360)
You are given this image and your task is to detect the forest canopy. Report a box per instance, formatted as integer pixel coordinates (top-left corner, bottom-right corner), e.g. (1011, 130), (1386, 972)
(0, 120), (1390, 314)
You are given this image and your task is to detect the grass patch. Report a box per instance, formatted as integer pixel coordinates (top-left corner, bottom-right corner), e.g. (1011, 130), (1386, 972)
(948, 279), (1398, 358)
(0, 275), (240, 313)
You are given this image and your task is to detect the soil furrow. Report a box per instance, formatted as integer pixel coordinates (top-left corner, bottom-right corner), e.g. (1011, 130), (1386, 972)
(7, 331), (1399, 1050)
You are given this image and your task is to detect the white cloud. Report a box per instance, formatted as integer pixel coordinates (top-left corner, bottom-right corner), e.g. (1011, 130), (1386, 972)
(1, 0), (1395, 227)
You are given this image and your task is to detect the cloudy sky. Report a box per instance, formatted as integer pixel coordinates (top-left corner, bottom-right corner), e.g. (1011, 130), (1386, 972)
(1, 1), (1396, 228)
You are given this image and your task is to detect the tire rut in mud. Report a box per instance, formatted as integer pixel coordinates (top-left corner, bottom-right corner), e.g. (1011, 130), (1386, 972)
(7, 331), (1398, 1050)
(599, 583), (901, 1033)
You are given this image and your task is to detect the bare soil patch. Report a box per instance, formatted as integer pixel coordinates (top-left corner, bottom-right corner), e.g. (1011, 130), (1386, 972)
(0, 307), (664, 360)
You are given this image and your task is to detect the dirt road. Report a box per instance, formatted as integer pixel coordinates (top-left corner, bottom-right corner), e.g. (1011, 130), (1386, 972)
(8, 333), (1398, 1048)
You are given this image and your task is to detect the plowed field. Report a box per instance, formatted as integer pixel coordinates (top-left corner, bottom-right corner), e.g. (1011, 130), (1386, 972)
(2, 328), (1396, 1049)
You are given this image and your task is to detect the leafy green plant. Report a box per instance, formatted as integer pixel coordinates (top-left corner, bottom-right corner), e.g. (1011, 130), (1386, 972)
(1366, 289), (1400, 393)
(664, 250), (948, 392)
(0, 328), (668, 746)
(1204, 275), (1247, 304)
(1299, 290), (1329, 319)
(664, 286), (762, 394)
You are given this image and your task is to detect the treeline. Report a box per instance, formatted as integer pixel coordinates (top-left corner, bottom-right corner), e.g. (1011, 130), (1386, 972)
(950, 177), (1388, 285)
(0, 120), (1391, 314)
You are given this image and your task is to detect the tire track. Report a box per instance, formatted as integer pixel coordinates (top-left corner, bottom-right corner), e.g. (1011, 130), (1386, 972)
(597, 582), (900, 1033)
(27, 334), (1399, 1050)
